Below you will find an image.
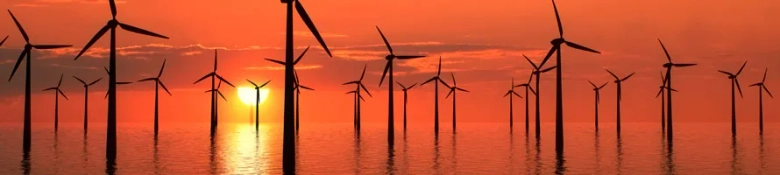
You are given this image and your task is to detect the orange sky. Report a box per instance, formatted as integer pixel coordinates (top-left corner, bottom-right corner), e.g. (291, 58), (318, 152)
(0, 0), (779, 126)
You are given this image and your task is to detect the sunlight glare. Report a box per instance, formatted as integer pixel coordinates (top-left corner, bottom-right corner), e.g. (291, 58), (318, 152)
(237, 86), (270, 106)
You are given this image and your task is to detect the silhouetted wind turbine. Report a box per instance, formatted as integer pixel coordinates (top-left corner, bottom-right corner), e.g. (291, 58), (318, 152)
(7, 10), (72, 152)
(102, 67), (133, 99)
(658, 39), (696, 144)
(397, 81), (417, 131)
(443, 73), (469, 132)
(606, 69), (635, 133)
(588, 81), (607, 131)
(293, 70), (314, 131)
(655, 71), (677, 132)
(749, 68), (773, 135)
(375, 26), (426, 144)
(43, 74), (69, 133)
(206, 80), (229, 128)
(346, 89), (367, 131)
(138, 59), (172, 136)
(504, 78), (523, 128)
(275, 0), (333, 171)
(73, 0), (169, 158)
(247, 79), (271, 130)
(421, 57), (450, 136)
(73, 76), (102, 134)
(524, 55), (556, 139)
(267, 47), (312, 131)
(343, 65), (372, 131)
(514, 74), (536, 133)
(718, 61), (748, 137)
(194, 50), (234, 134)
(540, 0), (602, 154)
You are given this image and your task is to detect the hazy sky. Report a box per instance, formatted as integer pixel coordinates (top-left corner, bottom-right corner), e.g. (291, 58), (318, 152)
(0, 0), (778, 126)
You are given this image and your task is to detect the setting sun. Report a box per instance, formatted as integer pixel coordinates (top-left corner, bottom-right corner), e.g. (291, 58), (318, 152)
(237, 86), (270, 106)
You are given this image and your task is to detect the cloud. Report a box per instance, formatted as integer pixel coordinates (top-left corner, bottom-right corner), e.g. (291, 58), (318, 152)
(292, 31), (348, 38)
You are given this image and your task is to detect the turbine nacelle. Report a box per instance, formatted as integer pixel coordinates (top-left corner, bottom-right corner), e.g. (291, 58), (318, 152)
(385, 55), (394, 60)
(551, 38), (565, 45)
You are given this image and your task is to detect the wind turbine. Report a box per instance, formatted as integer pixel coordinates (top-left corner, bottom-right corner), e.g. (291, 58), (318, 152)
(539, 0), (602, 154)
(205, 80), (229, 130)
(102, 67), (133, 99)
(588, 81), (607, 131)
(43, 74), (69, 133)
(718, 61), (748, 137)
(504, 78), (523, 129)
(293, 70), (315, 131)
(443, 73), (469, 131)
(514, 74), (536, 133)
(375, 26), (426, 144)
(267, 47), (312, 131)
(247, 79), (271, 130)
(7, 10), (72, 152)
(343, 65), (372, 130)
(194, 50), (234, 134)
(138, 59), (172, 136)
(73, 76), (102, 134)
(606, 69), (635, 133)
(397, 81), (417, 131)
(658, 39), (696, 144)
(72, 0), (169, 158)
(275, 0), (333, 171)
(655, 71), (677, 132)
(524, 55), (556, 139)
(421, 57), (450, 136)
(749, 68), (773, 135)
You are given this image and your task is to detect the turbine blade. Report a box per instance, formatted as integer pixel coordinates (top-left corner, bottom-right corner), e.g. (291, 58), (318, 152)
(8, 10), (29, 42)
(57, 74), (64, 87)
(605, 69), (619, 80)
(658, 39), (672, 62)
(193, 73), (213, 84)
(360, 83), (372, 97)
(33, 45), (72, 49)
(565, 41), (600, 54)
(421, 77), (437, 86)
(359, 94), (366, 102)
(89, 78), (103, 86)
(295, 1), (332, 57)
(58, 89), (69, 100)
(599, 82), (608, 89)
(655, 88), (663, 98)
(214, 49), (218, 71)
(540, 45), (559, 67)
(216, 75), (235, 87)
(247, 79), (258, 87)
(138, 77), (156, 82)
(764, 85), (773, 98)
(529, 86), (537, 95)
(104, 67), (109, 74)
(736, 61), (747, 75)
(300, 85), (315, 91)
(116, 82), (132, 85)
(750, 83), (760, 87)
(735, 79), (743, 98)
(73, 76), (87, 85)
(158, 59), (167, 77)
(504, 91), (510, 97)
(588, 80), (597, 88)
(265, 58), (287, 65)
(541, 66), (557, 73)
(0, 36), (8, 46)
(439, 79), (451, 89)
(293, 46), (310, 65)
(551, 0), (563, 37)
(346, 91), (357, 94)
(762, 68), (768, 83)
(216, 90), (227, 101)
(396, 81), (406, 89)
(397, 55), (425, 59)
(621, 72), (635, 81)
(43, 87), (57, 91)
(75, 25), (111, 60)
(342, 81), (359, 85)
(446, 89), (454, 99)
(523, 54), (538, 69)
(109, 0), (117, 18)
(379, 61), (391, 86)
(513, 91), (522, 98)
(375, 26), (393, 54)
(438, 56), (442, 76)
(718, 70), (733, 76)
(159, 81), (172, 96)
(259, 80), (271, 88)
(359, 64), (367, 81)
(408, 83), (417, 90)
(673, 63), (697, 67)
(118, 23), (169, 39)
(450, 73), (456, 86)
(9, 49), (30, 81)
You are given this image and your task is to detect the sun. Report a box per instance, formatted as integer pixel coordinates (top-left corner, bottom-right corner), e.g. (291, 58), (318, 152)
(237, 86), (270, 106)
